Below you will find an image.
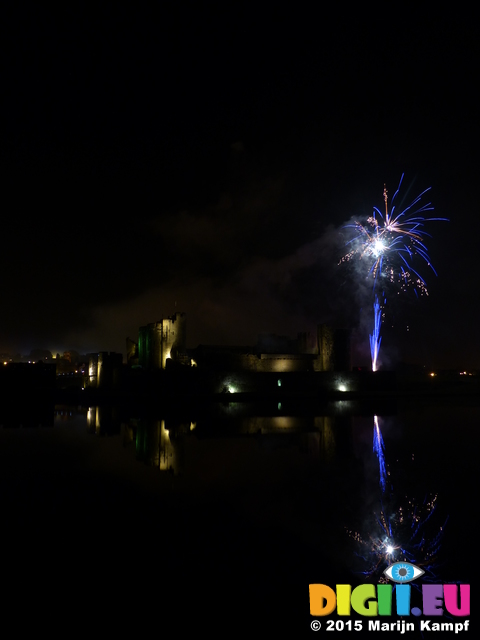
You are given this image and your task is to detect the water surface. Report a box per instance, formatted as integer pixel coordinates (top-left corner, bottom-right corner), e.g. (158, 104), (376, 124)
(1, 398), (476, 634)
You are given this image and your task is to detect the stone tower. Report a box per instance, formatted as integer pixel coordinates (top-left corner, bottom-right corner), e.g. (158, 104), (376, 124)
(138, 312), (187, 370)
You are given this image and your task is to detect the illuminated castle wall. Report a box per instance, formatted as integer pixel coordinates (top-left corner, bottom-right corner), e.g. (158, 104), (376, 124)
(192, 324), (351, 374)
(138, 312), (187, 370)
(130, 312), (350, 377)
(86, 352), (122, 388)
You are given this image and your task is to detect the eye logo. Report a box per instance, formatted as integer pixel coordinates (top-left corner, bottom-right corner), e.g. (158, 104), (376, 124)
(384, 562), (424, 583)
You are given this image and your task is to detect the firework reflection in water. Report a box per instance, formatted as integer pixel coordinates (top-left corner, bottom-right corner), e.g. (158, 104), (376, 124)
(348, 415), (447, 583)
(373, 415), (387, 492)
(347, 491), (447, 583)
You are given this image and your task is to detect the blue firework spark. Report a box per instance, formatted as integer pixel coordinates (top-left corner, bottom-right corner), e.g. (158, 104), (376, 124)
(340, 174), (447, 371)
(341, 173), (446, 298)
(348, 413), (447, 584)
(347, 492), (447, 583)
(373, 415), (387, 492)
(369, 296), (383, 372)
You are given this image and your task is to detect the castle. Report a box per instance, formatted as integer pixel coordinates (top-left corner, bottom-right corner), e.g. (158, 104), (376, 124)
(137, 312), (187, 370)
(126, 312), (351, 373)
(81, 312), (398, 397)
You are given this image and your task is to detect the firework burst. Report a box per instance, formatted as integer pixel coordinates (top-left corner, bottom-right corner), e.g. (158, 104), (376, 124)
(340, 174), (447, 371)
(341, 173), (446, 298)
(346, 491), (447, 583)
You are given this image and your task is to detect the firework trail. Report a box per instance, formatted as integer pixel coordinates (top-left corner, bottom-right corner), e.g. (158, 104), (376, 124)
(369, 296), (383, 372)
(373, 415), (387, 492)
(347, 491), (447, 583)
(341, 177), (448, 581)
(341, 174), (446, 298)
(348, 415), (446, 583)
(340, 173), (446, 370)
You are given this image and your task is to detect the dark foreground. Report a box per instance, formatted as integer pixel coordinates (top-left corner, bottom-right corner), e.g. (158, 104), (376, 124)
(1, 397), (476, 636)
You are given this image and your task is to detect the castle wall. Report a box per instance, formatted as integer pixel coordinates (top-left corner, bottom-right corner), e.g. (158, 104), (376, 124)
(314, 325), (351, 372)
(138, 312), (187, 370)
(138, 327), (146, 368)
(87, 352), (122, 388)
(316, 324), (335, 371)
(136, 316), (350, 375)
(126, 337), (138, 365)
(161, 312), (186, 368)
(87, 353), (98, 387)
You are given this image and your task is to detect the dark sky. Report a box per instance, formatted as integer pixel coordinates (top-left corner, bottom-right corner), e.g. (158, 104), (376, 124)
(2, 6), (478, 369)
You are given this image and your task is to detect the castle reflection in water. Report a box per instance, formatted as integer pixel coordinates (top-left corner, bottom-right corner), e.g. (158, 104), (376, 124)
(83, 399), (379, 475)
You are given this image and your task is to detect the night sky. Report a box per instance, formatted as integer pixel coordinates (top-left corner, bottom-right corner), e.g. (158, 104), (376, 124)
(2, 6), (478, 369)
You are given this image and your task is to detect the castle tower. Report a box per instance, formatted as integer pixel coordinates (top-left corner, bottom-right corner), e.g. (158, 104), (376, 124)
(315, 324), (352, 372)
(138, 312), (187, 370)
(161, 312), (186, 368)
(317, 324), (335, 371)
